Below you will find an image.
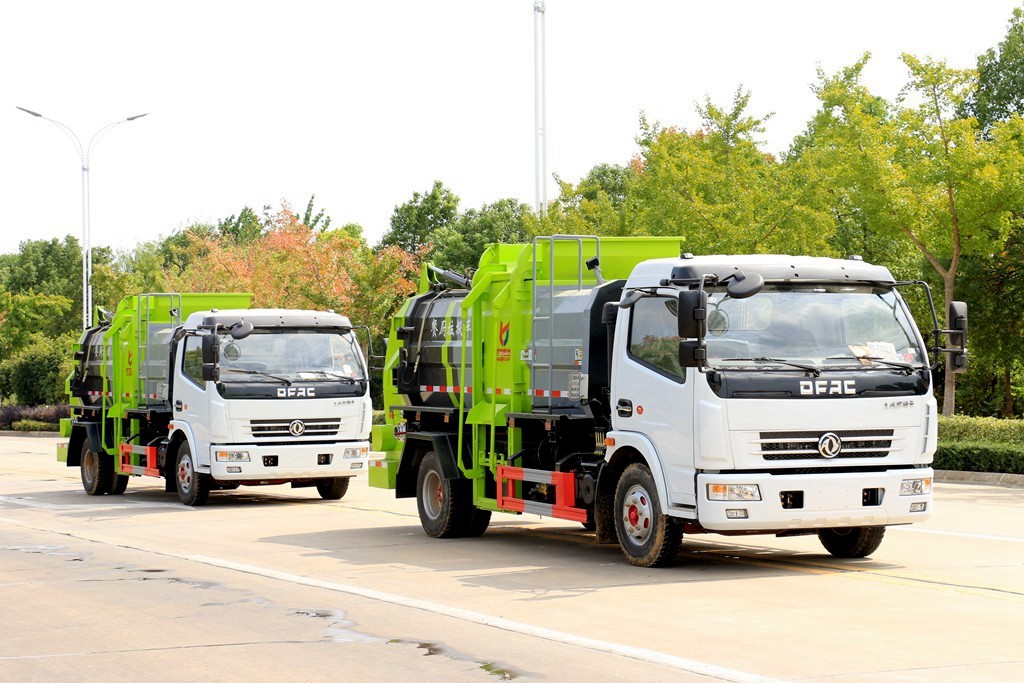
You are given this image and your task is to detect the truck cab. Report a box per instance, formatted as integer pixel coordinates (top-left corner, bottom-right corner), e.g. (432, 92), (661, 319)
(167, 309), (372, 504)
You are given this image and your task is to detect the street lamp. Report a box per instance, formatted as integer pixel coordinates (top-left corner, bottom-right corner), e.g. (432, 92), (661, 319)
(533, 0), (547, 217)
(16, 106), (148, 329)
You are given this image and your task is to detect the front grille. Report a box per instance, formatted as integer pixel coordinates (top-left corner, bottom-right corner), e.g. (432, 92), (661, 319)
(250, 418), (341, 438)
(756, 429), (895, 460)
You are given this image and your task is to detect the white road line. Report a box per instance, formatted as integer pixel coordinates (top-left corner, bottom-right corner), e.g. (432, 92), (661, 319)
(890, 526), (1024, 544)
(0, 496), (175, 511)
(187, 554), (782, 683)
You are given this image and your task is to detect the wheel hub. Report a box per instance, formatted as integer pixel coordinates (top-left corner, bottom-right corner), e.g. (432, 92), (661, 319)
(622, 485), (653, 546)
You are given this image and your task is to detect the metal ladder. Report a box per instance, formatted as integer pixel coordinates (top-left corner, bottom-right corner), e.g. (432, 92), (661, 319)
(530, 235), (600, 413)
(135, 293), (182, 407)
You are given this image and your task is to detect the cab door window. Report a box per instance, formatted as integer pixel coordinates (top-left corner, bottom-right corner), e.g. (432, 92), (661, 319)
(628, 297), (684, 382)
(181, 335), (205, 388)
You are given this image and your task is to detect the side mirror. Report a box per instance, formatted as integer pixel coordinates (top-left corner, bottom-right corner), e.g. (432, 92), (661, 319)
(725, 271), (764, 299)
(677, 290), (707, 339)
(950, 349), (968, 374)
(201, 334), (219, 364)
(229, 321), (254, 340)
(948, 301), (967, 348)
(201, 363), (220, 382)
(679, 340), (707, 369)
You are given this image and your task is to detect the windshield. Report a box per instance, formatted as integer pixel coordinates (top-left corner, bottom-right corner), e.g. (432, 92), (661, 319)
(704, 284), (926, 371)
(218, 329), (365, 382)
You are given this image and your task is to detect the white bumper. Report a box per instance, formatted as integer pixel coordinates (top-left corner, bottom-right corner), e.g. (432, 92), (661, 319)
(696, 468), (933, 531)
(208, 441), (369, 481)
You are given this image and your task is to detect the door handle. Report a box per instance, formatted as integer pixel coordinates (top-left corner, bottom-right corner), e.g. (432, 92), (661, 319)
(616, 398), (633, 417)
(174, 400), (183, 412)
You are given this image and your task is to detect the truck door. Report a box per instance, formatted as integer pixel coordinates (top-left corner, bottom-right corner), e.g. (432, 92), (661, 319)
(174, 336), (213, 464)
(612, 297), (696, 507)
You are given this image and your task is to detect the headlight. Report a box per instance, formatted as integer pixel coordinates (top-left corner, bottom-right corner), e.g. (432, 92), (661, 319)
(343, 447), (368, 460)
(707, 484), (761, 501)
(215, 450), (250, 462)
(900, 478), (932, 495)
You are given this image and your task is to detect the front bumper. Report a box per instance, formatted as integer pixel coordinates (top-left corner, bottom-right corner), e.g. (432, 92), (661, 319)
(208, 442), (369, 481)
(696, 468), (933, 531)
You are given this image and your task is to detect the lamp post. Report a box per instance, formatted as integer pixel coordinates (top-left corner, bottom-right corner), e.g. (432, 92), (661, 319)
(533, 0), (547, 217)
(16, 107), (148, 329)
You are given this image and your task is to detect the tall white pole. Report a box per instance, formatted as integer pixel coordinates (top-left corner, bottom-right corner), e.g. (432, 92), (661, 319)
(533, 1), (548, 217)
(16, 108), (148, 329)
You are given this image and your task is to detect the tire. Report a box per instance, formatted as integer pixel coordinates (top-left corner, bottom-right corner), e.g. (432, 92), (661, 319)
(416, 450), (473, 538)
(461, 507), (491, 537)
(107, 474), (129, 495)
(614, 463), (681, 567)
(818, 526), (886, 558)
(316, 477), (351, 500)
(175, 442), (210, 506)
(80, 440), (111, 496)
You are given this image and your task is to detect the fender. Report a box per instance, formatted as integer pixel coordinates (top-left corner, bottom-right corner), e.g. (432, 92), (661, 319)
(168, 420), (210, 474)
(605, 430), (695, 519)
(395, 431), (461, 498)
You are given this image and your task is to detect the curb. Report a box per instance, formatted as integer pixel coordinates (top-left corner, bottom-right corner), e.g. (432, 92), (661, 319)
(0, 430), (60, 438)
(935, 469), (1024, 488)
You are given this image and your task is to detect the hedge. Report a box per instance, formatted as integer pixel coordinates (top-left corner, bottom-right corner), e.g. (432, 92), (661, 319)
(937, 415), (1024, 446)
(933, 441), (1024, 476)
(0, 404), (68, 430)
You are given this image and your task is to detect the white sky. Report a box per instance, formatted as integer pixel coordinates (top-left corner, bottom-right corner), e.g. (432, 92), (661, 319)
(1, 1), (1019, 256)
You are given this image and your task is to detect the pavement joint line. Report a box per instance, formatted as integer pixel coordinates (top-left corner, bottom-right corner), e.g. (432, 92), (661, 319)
(890, 526), (1024, 544)
(184, 553), (785, 683)
(0, 515), (781, 683)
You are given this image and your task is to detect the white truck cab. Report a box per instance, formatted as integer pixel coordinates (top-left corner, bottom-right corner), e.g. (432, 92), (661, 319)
(167, 308), (372, 504)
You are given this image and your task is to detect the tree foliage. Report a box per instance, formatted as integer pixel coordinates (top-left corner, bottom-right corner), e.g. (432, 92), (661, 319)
(377, 180), (460, 253)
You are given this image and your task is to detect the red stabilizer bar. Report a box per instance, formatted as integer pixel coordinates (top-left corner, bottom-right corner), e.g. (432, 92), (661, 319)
(496, 465), (588, 523)
(118, 443), (161, 478)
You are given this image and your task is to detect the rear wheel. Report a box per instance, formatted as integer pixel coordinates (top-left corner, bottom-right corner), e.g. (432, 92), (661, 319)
(80, 441), (111, 496)
(818, 527), (886, 558)
(175, 443), (210, 506)
(107, 473), (129, 495)
(416, 450), (473, 538)
(316, 477), (350, 500)
(614, 463), (681, 567)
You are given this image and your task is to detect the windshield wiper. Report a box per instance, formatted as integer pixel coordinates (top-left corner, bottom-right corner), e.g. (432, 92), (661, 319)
(720, 357), (820, 377)
(826, 355), (916, 375)
(301, 369), (365, 384)
(220, 368), (292, 385)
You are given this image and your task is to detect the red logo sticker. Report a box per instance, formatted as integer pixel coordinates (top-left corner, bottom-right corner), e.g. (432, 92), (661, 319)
(636, 405), (644, 415)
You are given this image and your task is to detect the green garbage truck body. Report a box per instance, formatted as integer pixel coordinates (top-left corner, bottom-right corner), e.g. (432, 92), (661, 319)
(370, 235), (967, 566)
(58, 293), (372, 505)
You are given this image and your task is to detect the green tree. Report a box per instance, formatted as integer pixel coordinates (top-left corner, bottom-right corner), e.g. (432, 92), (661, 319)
(0, 332), (76, 405)
(628, 90), (835, 255)
(0, 291), (74, 361)
(545, 164), (633, 237)
(806, 53), (1024, 415)
(961, 7), (1024, 131)
(432, 198), (535, 274)
(377, 181), (460, 254)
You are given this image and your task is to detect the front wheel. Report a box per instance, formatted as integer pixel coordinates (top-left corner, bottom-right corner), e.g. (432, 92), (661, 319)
(80, 441), (111, 496)
(175, 443), (210, 506)
(818, 527), (886, 558)
(614, 463), (681, 567)
(316, 477), (351, 500)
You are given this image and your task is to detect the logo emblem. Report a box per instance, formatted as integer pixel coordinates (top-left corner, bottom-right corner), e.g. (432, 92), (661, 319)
(289, 420), (306, 437)
(817, 432), (843, 458)
(499, 321), (510, 346)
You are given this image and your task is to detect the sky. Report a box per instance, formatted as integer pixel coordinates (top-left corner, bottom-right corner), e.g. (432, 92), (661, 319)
(1, 0), (1020, 256)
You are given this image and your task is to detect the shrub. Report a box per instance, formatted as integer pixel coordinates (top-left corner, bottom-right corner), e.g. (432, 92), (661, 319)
(938, 415), (1024, 446)
(12, 419), (58, 432)
(372, 410), (387, 425)
(934, 441), (1024, 475)
(0, 404), (68, 430)
(0, 334), (75, 406)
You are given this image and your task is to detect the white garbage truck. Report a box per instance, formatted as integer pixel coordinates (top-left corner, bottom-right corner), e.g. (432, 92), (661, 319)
(370, 236), (967, 566)
(58, 293), (372, 505)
